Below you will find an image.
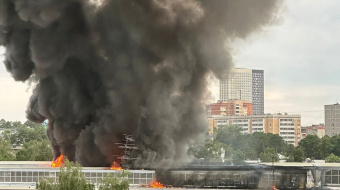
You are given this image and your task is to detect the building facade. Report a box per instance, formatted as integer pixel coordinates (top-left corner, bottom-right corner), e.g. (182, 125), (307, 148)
(252, 70), (264, 115)
(0, 161), (155, 188)
(206, 100), (252, 116)
(207, 113), (301, 146)
(325, 103), (340, 136)
(301, 124), (325, 139)
(220, 68), (264, 115)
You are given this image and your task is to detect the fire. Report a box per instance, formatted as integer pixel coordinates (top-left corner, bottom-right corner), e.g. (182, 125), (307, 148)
(51, 155), (64, 167)
(150, 180), (164, 188)
(272, 186), (279, 190)
(110, 161), (123, 170)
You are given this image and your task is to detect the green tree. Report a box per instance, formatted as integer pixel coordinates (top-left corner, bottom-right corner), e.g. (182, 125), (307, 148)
(298, 135), (320, 159)
(37, 159), (129, 190)
(189, 139), (229, 161)
(99, 173), (129, 190)
(37, 159), (95, 190)
(248, 132), (268, 156)
(190, 125), (293, 162)
(325, 153), (340, 163)
(283, 144), (295, 158)
(259, 147), (279, 162)
(10, 124), (47, 145)
(215, 125), (247, 150)
(291, 147), (305, 162)
(0, 119), (13, 128)
(331, 135), (340, 157)
(318, 136), (333, 159)
(267, 133), (286, 153)
(16, 140), (53, 161)
(0, 139), (15, 161)
(231, 150), (246, 165)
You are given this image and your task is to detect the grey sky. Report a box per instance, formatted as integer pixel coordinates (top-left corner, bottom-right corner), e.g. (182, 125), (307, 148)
(1, 0), (339, 125)
(209, 0), (340, 125)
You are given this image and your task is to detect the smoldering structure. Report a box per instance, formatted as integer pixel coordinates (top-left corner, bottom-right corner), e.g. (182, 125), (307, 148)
(0, 0), (281, 167)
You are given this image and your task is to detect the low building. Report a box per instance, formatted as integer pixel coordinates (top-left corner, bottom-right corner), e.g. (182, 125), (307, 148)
(301, 124), (325, 139)
(207, 113), (301, 146)
(0, 161), (155, 189)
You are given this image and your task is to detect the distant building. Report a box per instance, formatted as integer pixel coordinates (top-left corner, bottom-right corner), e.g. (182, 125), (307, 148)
(325, 103), (340, 136)
(207, 113), (301, 146)
(220, 68), (264, 115)
(301, 124), (325, 139)
(206, 100), (252, 116)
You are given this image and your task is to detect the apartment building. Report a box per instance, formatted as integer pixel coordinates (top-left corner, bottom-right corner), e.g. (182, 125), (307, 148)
(301, 124), (325, 139)
(206, 100), (252, 116)
(325, 103), (340, 136)
(207, 113), (302, 146)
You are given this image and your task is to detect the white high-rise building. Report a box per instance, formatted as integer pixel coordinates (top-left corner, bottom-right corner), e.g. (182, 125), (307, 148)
(220, 68), (264, 115)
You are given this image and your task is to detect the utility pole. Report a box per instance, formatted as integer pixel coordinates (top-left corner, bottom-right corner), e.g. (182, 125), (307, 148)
(272, 156), (275, 187)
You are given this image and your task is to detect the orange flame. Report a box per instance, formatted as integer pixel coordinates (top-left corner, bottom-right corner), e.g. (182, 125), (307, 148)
(150, 180), (164, 188)
(110, 161), (123, 170)
(272, 186), (279, 190)
(51, 155), (64, 167)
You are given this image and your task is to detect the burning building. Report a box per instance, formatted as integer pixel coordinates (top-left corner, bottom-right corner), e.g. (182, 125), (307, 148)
(0, 0), (281, 168)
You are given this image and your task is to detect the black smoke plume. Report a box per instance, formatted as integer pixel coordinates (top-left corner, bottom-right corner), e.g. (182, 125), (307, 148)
(0, 0), (281, 167)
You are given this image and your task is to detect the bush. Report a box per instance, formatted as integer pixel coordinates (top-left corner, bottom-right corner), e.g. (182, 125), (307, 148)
(37, 159), (129, 190)
(98, 172), (129, 190)
(325, 153), (340, 163)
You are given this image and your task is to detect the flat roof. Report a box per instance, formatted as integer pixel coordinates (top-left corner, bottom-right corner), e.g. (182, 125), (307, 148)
(0, 161), (154, 172)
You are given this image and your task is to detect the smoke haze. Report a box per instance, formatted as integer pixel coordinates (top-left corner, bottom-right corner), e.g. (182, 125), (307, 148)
(0, 0), (281, 167)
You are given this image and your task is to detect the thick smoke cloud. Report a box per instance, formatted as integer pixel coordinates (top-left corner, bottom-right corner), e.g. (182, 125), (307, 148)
(0, 0), (281, 167)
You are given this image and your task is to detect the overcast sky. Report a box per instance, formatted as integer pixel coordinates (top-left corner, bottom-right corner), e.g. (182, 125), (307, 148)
(1, 0), (339, 125)
(208, 0), (340, 126)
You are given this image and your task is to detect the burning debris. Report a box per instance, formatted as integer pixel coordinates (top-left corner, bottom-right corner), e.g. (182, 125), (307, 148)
(149, 180), (165, 188)
(0, 0), (281, 168)
(110, 161), (122, 170)
(51, 155), (65, 167)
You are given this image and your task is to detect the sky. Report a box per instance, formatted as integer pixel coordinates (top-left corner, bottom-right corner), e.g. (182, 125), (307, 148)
(1, 0), (340, 125)
(207, 0), (340, 126)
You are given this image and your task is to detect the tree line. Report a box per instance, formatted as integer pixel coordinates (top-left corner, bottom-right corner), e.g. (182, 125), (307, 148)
(189, 125), (340, 163)
(0, 119), (52, 161)
(2, 119), (340, 163)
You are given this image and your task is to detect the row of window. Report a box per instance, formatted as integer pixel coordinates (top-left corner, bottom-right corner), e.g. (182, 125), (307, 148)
(280, 132), (295, 135)
(252, 119), (263, 122)
(279, 123), (295, 126)
(233, 119), (249, 122)
(326, 170), (340, 184)
(234, 124), (249, 127)
(280, 119), (294, 122)
(0, 171), (154, 185)
(280, 127), (295, 130)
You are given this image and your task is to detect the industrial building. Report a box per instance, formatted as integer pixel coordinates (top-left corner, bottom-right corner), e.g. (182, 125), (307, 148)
(1, 161), (340, 189)
(0, 161), (155, 189)
(219, 68), (264, 115)
(158, 162), (340, 189)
